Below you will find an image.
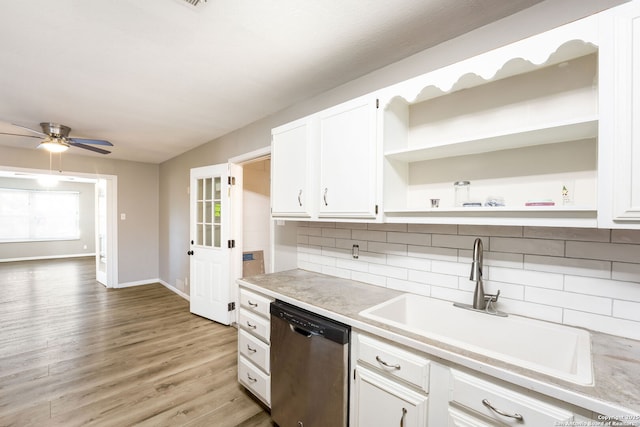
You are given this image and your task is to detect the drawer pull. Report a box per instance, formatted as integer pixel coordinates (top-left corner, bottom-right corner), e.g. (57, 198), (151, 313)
(376, 355), (401, 370)
(246, 344), (257, 354)
(247, 300), (259, 308)
(400, 407), (407, 427)
(482, 399), (524, 421)
(246, 373), (258, 383)
(246, 321), (257, 329)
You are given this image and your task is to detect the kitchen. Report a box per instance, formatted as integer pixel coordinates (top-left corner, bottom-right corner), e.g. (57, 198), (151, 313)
(238, 1), (640, 425)
(1, 0), (639, 426)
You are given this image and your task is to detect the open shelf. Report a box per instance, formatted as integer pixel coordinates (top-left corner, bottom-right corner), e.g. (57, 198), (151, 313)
(385, 117), (597, 162)
(380, 22), (601, 227)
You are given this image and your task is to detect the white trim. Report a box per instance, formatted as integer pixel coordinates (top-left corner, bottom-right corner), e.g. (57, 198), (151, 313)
(158, 279), (190, 300)
(115, 278), (161, 288)
(228, 145), (271, 164)
(0, 253), (96, 263)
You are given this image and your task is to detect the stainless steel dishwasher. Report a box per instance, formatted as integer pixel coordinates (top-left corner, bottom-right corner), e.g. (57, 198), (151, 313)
(270, 300), (350, 427)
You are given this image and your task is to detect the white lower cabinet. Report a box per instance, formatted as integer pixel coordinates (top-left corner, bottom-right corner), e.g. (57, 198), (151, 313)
(448, 369), (573, 426)
(237, 287), (273, 407)
(352, 331), (429, 426)
(354, 367), (428, 427)
(351, 331), (596, 427)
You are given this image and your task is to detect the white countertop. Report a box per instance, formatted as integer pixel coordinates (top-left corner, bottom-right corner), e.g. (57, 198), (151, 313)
(238, 269), (640, 422)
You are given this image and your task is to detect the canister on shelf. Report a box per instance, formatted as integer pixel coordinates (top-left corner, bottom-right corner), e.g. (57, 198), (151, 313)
(454, 181), (470, 207)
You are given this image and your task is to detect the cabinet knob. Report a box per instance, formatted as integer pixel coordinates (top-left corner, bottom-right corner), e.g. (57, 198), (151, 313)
(187, 250), (194, 256)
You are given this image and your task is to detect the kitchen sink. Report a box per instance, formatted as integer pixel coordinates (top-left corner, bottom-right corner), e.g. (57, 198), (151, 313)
(359, 293), (593, 386)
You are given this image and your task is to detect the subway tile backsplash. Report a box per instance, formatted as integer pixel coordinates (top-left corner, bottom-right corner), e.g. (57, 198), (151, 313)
(296, 222), (640, 341)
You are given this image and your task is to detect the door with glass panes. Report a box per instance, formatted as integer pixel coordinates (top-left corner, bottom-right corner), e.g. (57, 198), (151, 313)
(189, 164), (236, 324)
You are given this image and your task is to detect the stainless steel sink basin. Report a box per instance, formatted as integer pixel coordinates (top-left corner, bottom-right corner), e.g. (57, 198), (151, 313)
(359, 293), (593, 386)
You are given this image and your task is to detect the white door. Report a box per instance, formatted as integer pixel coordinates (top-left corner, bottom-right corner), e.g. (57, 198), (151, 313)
(95, 179), (108, 286)
(189, 163), (237, 325)
(94, 176), (117, 287)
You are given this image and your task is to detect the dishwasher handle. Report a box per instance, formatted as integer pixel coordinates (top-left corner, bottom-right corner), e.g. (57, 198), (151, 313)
(291, 324), (319, 337)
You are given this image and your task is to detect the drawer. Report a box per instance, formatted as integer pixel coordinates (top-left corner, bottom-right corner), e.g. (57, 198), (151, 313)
(356, 333), (430, 392)
(450, 369), (573, 426)
(239, 355), (271, 407)
(239, 308), (270, 342)
(239, 328), (270, 373)
(239, 288), (273, 318)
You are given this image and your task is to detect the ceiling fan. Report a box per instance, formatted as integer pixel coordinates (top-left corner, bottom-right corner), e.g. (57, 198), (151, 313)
(0, 122), (113, 154)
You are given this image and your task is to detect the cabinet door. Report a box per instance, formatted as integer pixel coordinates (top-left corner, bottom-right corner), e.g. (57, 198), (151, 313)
(599, 1), (640, 227)
(318, 96), (378, 219)
(353, 367), (428, 427)
(271, 117), (314, 218)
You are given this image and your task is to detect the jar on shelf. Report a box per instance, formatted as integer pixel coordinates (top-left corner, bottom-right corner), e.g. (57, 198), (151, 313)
(454, 181), (470, 207)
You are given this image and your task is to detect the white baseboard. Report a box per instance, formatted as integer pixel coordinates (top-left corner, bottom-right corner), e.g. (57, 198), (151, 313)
(0, 253), (96, 263)
(158, 279), (190, 301)
(115, 278), (162, 288)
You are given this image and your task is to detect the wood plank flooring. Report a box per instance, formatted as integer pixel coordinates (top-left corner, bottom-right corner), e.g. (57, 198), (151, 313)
(0, 257), (275, 427)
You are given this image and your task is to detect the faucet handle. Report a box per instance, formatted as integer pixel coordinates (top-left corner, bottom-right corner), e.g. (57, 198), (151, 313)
(484, 289), (501, 303)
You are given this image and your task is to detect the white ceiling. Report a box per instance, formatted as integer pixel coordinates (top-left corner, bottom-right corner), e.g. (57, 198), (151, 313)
(0, 0), (543, 164)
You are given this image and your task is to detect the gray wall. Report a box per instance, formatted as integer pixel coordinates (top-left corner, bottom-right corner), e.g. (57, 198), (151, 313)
(0, 146), (159, 284)
(0, 177), (96, 260)
(158, 0), (626, 294)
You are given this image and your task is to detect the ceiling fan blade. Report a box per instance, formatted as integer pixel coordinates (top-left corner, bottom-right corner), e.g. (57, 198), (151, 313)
(68, 137), (113, 146)
(0, 131), (42, 139)
(68, 141), (111, 155)
(11, 123), (46, 136)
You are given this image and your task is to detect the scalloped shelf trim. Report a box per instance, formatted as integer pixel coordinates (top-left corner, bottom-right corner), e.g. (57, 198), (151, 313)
(379, 16), (599, 107)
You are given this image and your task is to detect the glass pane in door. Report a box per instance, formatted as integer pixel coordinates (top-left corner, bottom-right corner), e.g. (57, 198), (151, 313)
(195, 176), (222, 248)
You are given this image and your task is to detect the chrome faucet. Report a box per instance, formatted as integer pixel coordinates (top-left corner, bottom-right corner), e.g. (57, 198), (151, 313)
(470, 238), (486, 310)
(454, 237), (507, 316)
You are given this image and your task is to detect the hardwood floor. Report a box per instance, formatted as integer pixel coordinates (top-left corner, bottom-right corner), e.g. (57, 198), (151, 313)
(0, 257), (275, 427)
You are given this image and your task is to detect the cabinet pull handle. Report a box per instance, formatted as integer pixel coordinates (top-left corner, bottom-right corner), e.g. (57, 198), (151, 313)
(323, 188), (328, 206)
(246, 344), (257, 354)
(482, 399), (524, 421)
(400, 407), (407, 427)
(298, 189), (303, 207)
(247, 300), (258, 307)
(246, 321), (257, 329)
(376, 355), (401, 370)
(246, 373), (258, 383)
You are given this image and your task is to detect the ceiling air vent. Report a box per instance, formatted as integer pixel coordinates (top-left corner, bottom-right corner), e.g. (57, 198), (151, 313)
(182, 0), (206, 6)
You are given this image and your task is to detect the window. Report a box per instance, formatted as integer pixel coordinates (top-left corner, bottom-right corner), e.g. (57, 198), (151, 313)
(0, 188), (80, 242)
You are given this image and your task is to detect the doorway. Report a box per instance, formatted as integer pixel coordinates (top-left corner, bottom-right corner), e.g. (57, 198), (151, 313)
(0, 166), (118, 287)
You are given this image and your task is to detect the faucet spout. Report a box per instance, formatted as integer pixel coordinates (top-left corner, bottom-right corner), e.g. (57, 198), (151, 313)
(470, 238), (486, 310)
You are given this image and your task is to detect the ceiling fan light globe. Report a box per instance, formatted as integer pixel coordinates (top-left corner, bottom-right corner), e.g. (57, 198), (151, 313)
(39, 137), (69, 153)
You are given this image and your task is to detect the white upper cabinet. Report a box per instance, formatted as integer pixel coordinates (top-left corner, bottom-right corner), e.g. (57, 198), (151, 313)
(271, 95), (380, 221)
(271, 117), (315, 218)
(378, 16), (601, 227)
(598, 1), (640, 228)
(270, 3), (640, 228)
(318, 95), (379, 219)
